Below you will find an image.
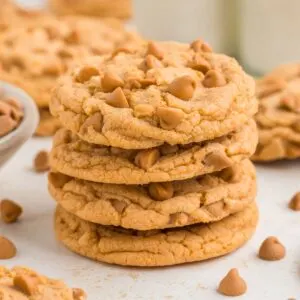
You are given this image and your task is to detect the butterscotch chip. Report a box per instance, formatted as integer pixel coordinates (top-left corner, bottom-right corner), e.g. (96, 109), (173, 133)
(204, 151), (232, 170)
(101, 72), (124, 92)
(34, 150), (50, 172)
(148, 182), (174, 201)
(190, 39), (212, 52)
(289, 192), (300, 211)
(160, 144), (179, 155)
(258, 236), (286, 261)
(167, 75), (196, 100)
(0, 199), (23, 223)
(81, 112), (103, 133)
(147, 41), (164, 59)
(144, 54), (163, 70)
(217, 268), (247, 296)
(73, 288), (86, 300)
(134, 148), (160, 170)
(0, 115), (17, 136)
(75, 66), (99, 83)
(134, 104), (155, 118)
(106, 87), (129, 108)
(0, 101), (12, 115)
(188, 54), (211, 73)
(126, 77), (156, 89)
(0, 236), (16, 259)
(157, 107), (184, 130)
(13, 274), (41, 295)
(203, 70), (226, 88)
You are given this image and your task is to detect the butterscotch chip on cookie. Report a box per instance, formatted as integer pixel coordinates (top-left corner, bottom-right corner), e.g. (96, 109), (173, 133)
(48, 159), (256, 230)
(0, 266), (86, 299)
(0, 15), (140, 110)
(253, 63), (300, 161)
(0, 199), (23, 223)
(54, 202), (258, 267)
(50, 40), (257, 149)
(49, 0), (132, 20)
(50, 120), (258, 184)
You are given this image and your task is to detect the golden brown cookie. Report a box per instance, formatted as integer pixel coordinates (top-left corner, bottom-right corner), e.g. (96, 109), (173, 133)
(0, 15), (139, 108)
(49, 159), (256, 230)
(55, 202), (258, 267)
(0, 266), (86, 299)
(35, 108), (61, 136)
(253, 63), (300, 161)
(50, 40), (257, 149)
(50, 120), (257, 184)
(49, 0), (132, 20)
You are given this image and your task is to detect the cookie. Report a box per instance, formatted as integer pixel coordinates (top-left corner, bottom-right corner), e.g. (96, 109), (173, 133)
(49, 159), (256, 230)
(0, 266), (86, 299)
(0, 16), (139, 108)
(55, 202), (258, 267)
(50, 0), (132, 20)
(253, 63), (300, 161)
(50, 40), (257, 149)
(50, 119), (257, 184)
(35, 108), (61, 136)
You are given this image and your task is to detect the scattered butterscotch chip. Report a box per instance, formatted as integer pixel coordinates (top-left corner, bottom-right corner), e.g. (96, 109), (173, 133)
(34, 150), (50, 172)
(157, 107), (185, 130)
(148, 182), (174, 201)
(73, 288), (87, 300)
(147, 41), (164, 59)
(0, 236), (17, 259)
(289, 192), (300, 211)
(101, 72), (124, 92)
(106, 87), (129, 108)
(14, 274), (41, 295)
(258, 236), (286, 261)
(217, 268), (247, 297)
(134, 148), (160, 170)
(0, 199), (23, 223)
(203, 70), (226, 88)
(167, 75), (196, 100)
(75, 66), (99, 83)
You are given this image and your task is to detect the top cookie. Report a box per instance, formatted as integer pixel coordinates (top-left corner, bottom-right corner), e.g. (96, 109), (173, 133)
(0, 15), (139, 107)
(253, 63), (300, 161)
(0, 266), (86, 299)
(50, 40), (257, 149)
(50, 0), (132, 20)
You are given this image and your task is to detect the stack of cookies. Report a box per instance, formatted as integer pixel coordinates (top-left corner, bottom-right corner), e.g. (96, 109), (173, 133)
(48, 40), (259, 267)
(253, 63), (300, 161)
(0, 1), (139, 136)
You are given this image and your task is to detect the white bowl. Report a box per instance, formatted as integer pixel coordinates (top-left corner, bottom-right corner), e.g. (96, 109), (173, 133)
(0, 81), (39, 168)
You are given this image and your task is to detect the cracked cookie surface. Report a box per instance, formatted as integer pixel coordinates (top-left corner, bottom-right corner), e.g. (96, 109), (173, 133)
(49, 159), (256, 230)
(0, 266), (86, 299)
(254, 63), (300, 161)
(0, 16), (138, 108)
(55, 202), (258, 267)
(50, 119), (257, 184)
(50, 41), (257, 149)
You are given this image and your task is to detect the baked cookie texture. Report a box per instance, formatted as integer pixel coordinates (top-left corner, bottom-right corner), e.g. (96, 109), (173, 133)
(253, 63), (300, 161)
(55, 202), (258, 267)
(50, 119), (258, 184)
(48, 39), (258, 266)
(49, 0), (132, 20)
(49, 159), (256, 230)
(50, 41), (257, 149)
(0, 266), (86, 299)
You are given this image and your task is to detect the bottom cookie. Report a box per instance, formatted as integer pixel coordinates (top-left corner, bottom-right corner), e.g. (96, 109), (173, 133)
(35, 108), (61, 137)
(55, 203), (259, 267)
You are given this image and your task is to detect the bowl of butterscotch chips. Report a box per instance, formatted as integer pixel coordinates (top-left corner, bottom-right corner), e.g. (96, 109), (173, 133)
(0, 81), (39, 168)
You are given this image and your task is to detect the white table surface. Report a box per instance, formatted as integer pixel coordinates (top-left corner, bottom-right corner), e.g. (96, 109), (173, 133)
(0, 138), (300, 300)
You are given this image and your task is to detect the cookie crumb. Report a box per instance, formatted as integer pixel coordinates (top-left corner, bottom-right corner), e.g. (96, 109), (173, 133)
(0, 199), (23, 223)
(34, 150), (50, 172)
(258, 236), (286, 261)
(289, 192), (300, 211)
(217, 268), (247, 297)
(0, 236), (17, 259)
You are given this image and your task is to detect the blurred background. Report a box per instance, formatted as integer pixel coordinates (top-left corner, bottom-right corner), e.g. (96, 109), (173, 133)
(11, 0), (300, 75)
